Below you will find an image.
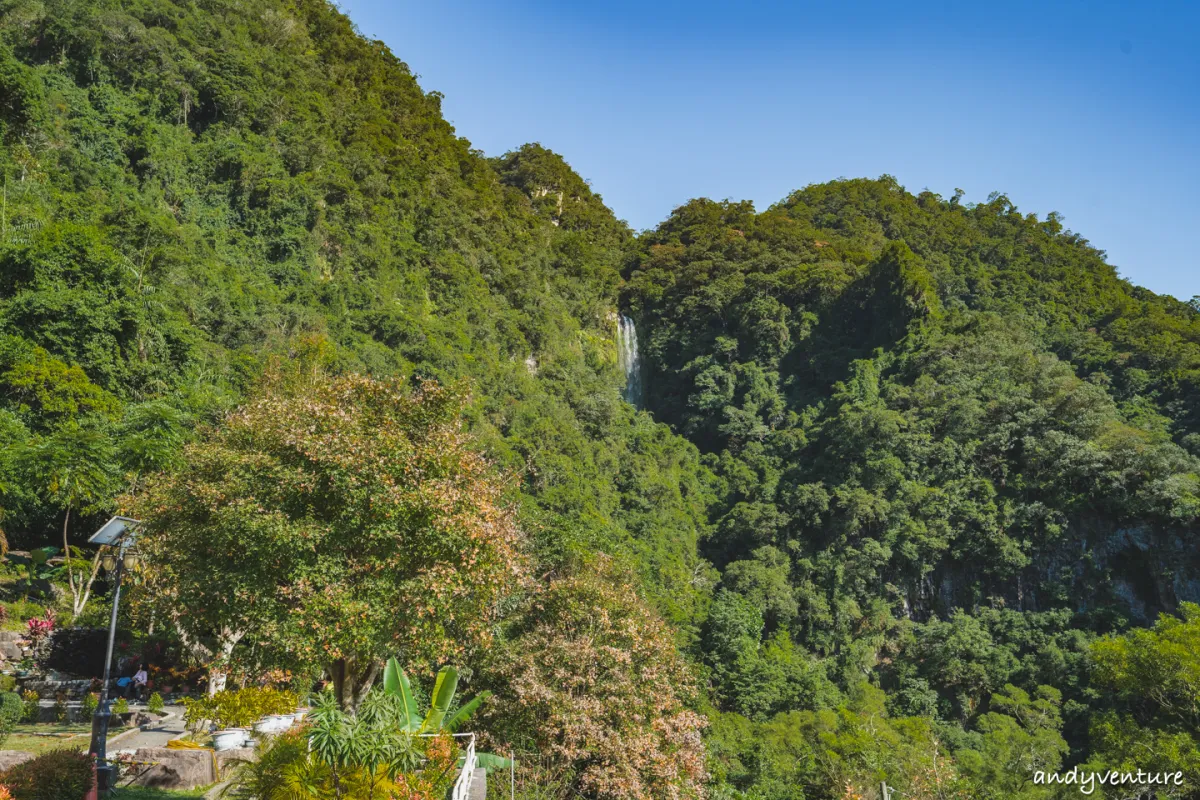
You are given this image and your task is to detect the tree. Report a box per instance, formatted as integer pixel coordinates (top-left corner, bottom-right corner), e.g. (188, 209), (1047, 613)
(18, 421), (116, 620)
(126, 372), (526, 706)
(1091, 602), (1200, 730)
(482, 558), (707, 800)
(955, 685), (1068, 799)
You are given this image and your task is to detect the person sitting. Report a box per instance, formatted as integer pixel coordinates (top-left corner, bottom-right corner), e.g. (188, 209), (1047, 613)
(132, 665), (149, 702)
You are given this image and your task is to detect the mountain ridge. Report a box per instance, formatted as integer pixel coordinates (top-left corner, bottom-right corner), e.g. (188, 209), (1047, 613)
(3, 0), (1200, 797)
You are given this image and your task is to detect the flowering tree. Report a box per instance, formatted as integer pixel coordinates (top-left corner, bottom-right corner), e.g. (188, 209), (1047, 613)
(483, 558), (707, 800)
(126, 373), (525, 706)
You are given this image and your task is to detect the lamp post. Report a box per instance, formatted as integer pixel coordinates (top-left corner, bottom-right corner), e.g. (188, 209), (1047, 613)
(87, 516), (141, 794)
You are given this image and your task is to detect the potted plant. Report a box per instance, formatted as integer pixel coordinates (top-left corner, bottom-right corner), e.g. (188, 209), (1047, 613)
(210, 690), (258, 750)
(249, 687), (299, 734)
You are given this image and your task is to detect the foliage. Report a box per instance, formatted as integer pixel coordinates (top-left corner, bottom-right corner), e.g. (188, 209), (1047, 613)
(0, 748), (94, 800)
(482, 558), (707, 800)
(0, 3), (711, 793)
(127, 372), (527, 707)
(0, 693), (19, 726)
(0, 0), (707, 640)
(382, 661), (491, 735)
(147, 692), (164, 715)
(1092, 602), (1200, 729)
(19, 691), (36, 723)
(1084, 603), (1200, 794)
(81, 691), (98, 719)
(183, 687), (297, 731)
(707, 684), (976, 800)
(222, 690), (457, 800)
(621, 179), (1200, 792)
(388, 732), (460, 800)
(0, 692), (20, 748)
(1, 0), (1199, 792)
(113, 696), (129, 715)
(306, 690), (422, 785)
(382, 661), (512, 774)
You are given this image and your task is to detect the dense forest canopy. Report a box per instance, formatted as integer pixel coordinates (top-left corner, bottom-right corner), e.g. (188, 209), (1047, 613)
(2, 0), (1200, 797)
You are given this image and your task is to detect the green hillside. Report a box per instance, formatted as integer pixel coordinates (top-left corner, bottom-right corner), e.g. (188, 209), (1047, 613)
(3, 0), (1200, 798)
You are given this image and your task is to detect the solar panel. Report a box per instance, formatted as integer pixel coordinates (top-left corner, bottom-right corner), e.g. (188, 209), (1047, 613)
(89, 516), (140, 545)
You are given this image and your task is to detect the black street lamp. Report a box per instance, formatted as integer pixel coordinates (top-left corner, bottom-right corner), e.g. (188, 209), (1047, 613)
(87, 516), (141, 794)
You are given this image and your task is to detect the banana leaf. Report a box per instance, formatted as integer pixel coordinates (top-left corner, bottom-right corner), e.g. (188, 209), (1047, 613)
(445, 690), (491, 732)
(469, 752), (516, 774)
(383, 657), (420, 732)
(420, 666), (459, 733)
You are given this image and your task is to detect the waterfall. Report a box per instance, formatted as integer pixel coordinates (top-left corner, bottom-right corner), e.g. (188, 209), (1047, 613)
(617, 314), (643, 408)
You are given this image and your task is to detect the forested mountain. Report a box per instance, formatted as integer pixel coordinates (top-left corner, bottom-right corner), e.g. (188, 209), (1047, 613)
(0, 0), (712, 627)
(2, 0), (1199, 797)
(623, 186), (1200, 795)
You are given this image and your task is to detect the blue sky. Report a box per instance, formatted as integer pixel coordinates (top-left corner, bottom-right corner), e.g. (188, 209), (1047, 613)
(337, 0), (1199, 301)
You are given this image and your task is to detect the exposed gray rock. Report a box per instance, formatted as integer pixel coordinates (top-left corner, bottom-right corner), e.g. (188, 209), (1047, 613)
(127, 747), (217, 789)
(216, 746), (257, 776)
(0, 750), (35, 771)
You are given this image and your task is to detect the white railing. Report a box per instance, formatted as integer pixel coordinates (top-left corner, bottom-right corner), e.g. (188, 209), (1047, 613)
(452, 733), (478, 800)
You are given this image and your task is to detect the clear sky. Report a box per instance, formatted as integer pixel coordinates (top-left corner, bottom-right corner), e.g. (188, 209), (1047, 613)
(337, 0), (1199, 302)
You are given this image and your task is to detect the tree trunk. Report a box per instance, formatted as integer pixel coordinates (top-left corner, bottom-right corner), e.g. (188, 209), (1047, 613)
(63, 504), (76, 608)
(208, 666), (228, 695)
(176, 623), (243, 696)
(329, 657), (380, 712)
(71, 550), (104, 622)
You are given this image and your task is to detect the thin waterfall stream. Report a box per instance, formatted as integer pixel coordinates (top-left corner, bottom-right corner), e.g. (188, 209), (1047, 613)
(616, 314), (643, 408)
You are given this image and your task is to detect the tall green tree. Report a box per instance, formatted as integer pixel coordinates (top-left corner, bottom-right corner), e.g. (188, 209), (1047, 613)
(127, 371), (526, 707)
(18, 421), (116, 619)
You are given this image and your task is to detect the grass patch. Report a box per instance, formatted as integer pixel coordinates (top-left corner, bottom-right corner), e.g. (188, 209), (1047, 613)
(0, 721), (134, 753)
(112, 789), (209, 799)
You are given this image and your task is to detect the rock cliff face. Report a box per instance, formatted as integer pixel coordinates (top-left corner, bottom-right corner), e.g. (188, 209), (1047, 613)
(914, 521), (1200, 623)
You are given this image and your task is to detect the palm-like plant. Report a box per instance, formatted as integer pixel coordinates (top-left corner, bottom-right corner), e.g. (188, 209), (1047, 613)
(381, 660), (514, 772)
(307, 691), (421, 784)
(381, 660), (489, 734)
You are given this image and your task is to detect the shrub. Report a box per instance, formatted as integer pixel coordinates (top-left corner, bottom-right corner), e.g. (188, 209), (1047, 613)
(483, 560), (708, 800)
(0, 694), (21, 726)
(182, 687), (297, 731)
(0, 749), (94, 800)
(51, 694), (66, 724)
(0, 676), (14, 694)
(2, 602), (45, 626)
(80, 692), (98, 719)
(113, 697), (129, 715)
(146, 692), (164, 715)
(0, 693), (20, 749)
(181, 695), (214, 733)
(19, 692), (37, 723)
(23, 614), (53, 643)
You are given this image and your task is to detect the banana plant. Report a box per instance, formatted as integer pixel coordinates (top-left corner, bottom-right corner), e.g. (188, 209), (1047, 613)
(381, 659), (514, 772)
